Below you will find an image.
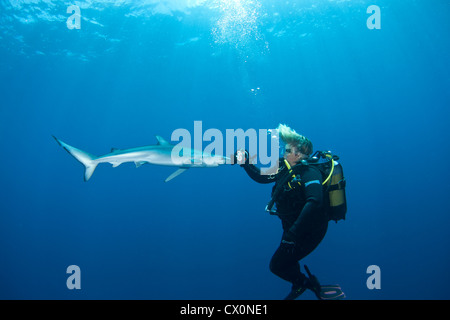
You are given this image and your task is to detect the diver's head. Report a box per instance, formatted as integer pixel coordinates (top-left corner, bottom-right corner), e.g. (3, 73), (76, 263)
(277, 123), (312, 166)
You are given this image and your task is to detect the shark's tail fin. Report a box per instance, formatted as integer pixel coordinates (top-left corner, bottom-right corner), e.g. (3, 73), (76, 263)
(53, 136), (98, 181)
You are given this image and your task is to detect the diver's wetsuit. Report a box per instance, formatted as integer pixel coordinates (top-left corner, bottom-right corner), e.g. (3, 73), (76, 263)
(242, 159), (329, 287)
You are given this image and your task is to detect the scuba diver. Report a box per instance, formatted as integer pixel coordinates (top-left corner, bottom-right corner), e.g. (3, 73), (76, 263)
(234, 124), (345, 300)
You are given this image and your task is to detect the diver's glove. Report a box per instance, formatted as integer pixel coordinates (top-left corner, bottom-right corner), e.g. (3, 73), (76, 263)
(233, 149), (249, 166)
(280, 231), (297, 254)
(280, 239), (296, 254)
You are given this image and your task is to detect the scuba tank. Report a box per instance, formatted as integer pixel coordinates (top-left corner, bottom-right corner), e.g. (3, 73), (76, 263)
(265, 151), (347, 222)
(319, 152), (347, 222)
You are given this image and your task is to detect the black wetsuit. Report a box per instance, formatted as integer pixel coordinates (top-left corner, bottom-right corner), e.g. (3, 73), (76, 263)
(242, 159), (329, 287)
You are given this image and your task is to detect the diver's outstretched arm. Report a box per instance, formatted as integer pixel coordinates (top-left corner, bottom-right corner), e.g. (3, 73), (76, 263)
(241, 163), (277, 184)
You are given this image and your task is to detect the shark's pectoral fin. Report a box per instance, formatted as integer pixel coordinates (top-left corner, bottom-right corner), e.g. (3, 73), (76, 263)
(111, 162), (121, 168)
(135, 161), (147, 168)
(165, 168), (189, 182)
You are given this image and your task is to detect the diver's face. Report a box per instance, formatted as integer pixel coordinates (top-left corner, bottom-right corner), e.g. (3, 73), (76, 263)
(284, 144), (306, 166)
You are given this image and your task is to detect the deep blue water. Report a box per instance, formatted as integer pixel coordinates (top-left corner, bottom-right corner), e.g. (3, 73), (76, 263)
(1, 0), (449, 300)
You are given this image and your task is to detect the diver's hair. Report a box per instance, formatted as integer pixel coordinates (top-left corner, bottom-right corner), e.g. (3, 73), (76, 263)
(277, 124), (313, 155)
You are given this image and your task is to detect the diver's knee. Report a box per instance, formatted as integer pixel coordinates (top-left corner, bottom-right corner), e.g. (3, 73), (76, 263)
(269, 256), (282, 275)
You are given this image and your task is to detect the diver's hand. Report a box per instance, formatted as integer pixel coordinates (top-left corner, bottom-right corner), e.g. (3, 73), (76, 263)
(280, 239), (296, 254)
(233, 149), (249, 166)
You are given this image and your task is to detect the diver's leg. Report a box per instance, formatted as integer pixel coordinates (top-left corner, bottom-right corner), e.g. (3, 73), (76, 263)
(270, 223), (328, 284)
(294, 223), (329, 261)
(270, 224), (329, 299)
(269, 242), (309, 300)
(269, 236), (307, 285)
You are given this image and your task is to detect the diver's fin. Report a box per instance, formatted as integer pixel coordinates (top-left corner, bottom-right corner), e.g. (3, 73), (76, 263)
(165, 168), (188, 182)
(283, 285), (307, 300)
(318, 285), (346, 300)
(304, 265), (345, 300)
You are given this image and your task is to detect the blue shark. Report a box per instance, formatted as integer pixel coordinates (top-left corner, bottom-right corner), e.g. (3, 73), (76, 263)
(53, 135), (228, 182)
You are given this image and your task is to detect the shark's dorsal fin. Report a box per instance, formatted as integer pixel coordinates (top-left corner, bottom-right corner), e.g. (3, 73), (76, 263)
(111, 148), (120, 152)
(156, 135), (171, 146)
